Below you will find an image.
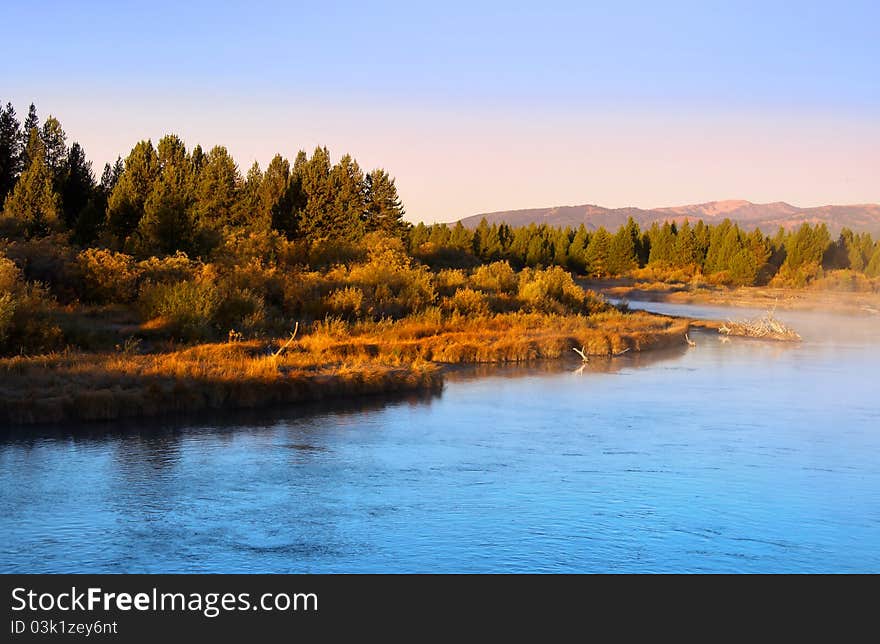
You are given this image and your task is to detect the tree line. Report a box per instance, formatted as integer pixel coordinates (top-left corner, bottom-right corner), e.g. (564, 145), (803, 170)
(0, 101), (408, 257)
(2, 100), (878, 288)
(410, 217), (880, 286)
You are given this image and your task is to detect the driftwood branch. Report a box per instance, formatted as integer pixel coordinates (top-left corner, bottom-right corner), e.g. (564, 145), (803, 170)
(273, 322), (300, 357)
(572, 346), (589, 363)
(685, 333), (696, 347)
(719, 311), (800, 342)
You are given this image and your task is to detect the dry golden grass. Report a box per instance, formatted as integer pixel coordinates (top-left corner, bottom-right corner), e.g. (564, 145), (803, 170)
(0, 310), (686, 425)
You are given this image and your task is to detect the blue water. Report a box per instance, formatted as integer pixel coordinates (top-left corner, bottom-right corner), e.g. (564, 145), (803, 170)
(1, 302), (879, 572)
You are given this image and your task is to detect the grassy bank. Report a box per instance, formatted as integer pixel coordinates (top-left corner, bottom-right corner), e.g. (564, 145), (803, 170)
(0, 309), (687, 425)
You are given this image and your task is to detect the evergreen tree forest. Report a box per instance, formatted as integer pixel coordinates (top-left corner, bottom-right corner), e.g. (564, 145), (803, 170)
(0, 103), (408, 253)
(411, 216), (880, 287)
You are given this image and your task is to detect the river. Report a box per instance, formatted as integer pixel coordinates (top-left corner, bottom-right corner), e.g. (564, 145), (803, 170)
(1, 300), (878, 572)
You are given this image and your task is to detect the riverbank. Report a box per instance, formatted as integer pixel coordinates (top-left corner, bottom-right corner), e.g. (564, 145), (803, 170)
(582, 278), (880, 315)
(0, 310), (689, 425)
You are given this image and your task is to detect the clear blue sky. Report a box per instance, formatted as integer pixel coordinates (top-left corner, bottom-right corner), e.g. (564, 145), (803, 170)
(3, 1), (879, 221)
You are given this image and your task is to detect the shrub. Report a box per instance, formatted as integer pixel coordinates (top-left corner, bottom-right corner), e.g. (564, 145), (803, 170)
(809, 269), (878, 293)
(217, 229), (307, 268)
(0, 256), (21, 295)
(0, 235), (80, 302)
(282, 271), (333, 319)
(139, 279), (223, 340)
(471, 261), (518, 294)
(348, 240), (436, 318)
(77, 248), (140, 303)
(308, 238), (365, 268)
(324, 286), (364, 319)
(216, 288), (267, 334)
(0, 258), (64, 354)
(446, 287), (490, 316)
(517, 266), (586, 314)
(0, 293), (14, 345)
(223, 259), (285, 309)
(435, 269), (468, 296)
(136, 251), (198, 285)
(769, 261), (822, 288)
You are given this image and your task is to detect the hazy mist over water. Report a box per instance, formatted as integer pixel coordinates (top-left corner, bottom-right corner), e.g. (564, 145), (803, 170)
(1, 302), (878, 573)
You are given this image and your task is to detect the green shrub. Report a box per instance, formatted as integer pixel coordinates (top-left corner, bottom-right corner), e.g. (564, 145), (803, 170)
(216, 288), (267, 334)
(77, 248), (140, 303)
(435, 269), (468, 296)
(769, 261), (822, 288)
(223, 259), (285, 309)
(325, 286), (364, 319)
(349, 241), (436, 318)
(136, 251), (198, 285)
(471, 261), (518, 294)
(282, 271), (333, 319)
(0, 235), (80, 302)
(139, 279), (223, 340)
(517, 266), (586, 314)
(446, 287), (490, 316)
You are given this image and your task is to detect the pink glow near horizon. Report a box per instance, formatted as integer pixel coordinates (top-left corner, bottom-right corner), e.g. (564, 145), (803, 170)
(24, 92), (880, 224)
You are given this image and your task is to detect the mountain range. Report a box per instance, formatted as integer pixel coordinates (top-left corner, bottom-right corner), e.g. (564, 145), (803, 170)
(458, 200), (880, 235)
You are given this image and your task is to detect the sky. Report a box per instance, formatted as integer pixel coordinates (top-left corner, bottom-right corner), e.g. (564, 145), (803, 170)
(3, 1), (879, 223)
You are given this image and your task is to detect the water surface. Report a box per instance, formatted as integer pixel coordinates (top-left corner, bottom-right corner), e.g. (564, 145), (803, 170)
(1, 301), (878, 572)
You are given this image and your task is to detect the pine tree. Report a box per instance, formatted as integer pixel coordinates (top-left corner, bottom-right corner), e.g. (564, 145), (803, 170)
(625, 217), (644, 265)
(193, 145), (241, 230)
(260, 154), (294, 237)
(768, 226), (787, 270)
(784, 223), (829, 271)
(73, 157), (123, 244)
(483, 223), (505, 260)
(473, 218), (490, 258)
(0, 129), (62, 236)
(746, 228), (772, 284)
(552, 227), (572, 267)
(674, 219), (698, 267)
(648, 222), (675, 265)
(107, 140), (158, 242)
(296, 147), (335, 241)
(18, 104), (38, 170)
(189, 144), (205, 183)
(703, 219), (734, 274)
(525, 233), (550, 266)
(408, 221), (429, 253)
(693, 220), (711, 269)
(449, 221), (473, 251)
(40, 116), (68, 186)
(61, 142), (95, 229)
(508, 225), (534, 266)
(428, 223), (452, 247)
(607, 222), (638, 275)
(567, 224), (589, 272)
(0, 102), (22, 203)
(135, 135), (193, 255)
(364, 169), (407, 238)
(327, 153), (366, 241)
(584, 227), (611, 277)
(235, 161), (264, 231)
(865, 244), (880, 278)
(100, 157), (124, 197)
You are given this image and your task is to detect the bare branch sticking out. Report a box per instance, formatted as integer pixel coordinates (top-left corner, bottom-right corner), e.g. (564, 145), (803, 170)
(273, 322), (300, 357)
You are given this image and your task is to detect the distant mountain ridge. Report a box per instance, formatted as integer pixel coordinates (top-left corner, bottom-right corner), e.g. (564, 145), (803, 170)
(458, 200), (880, 235)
